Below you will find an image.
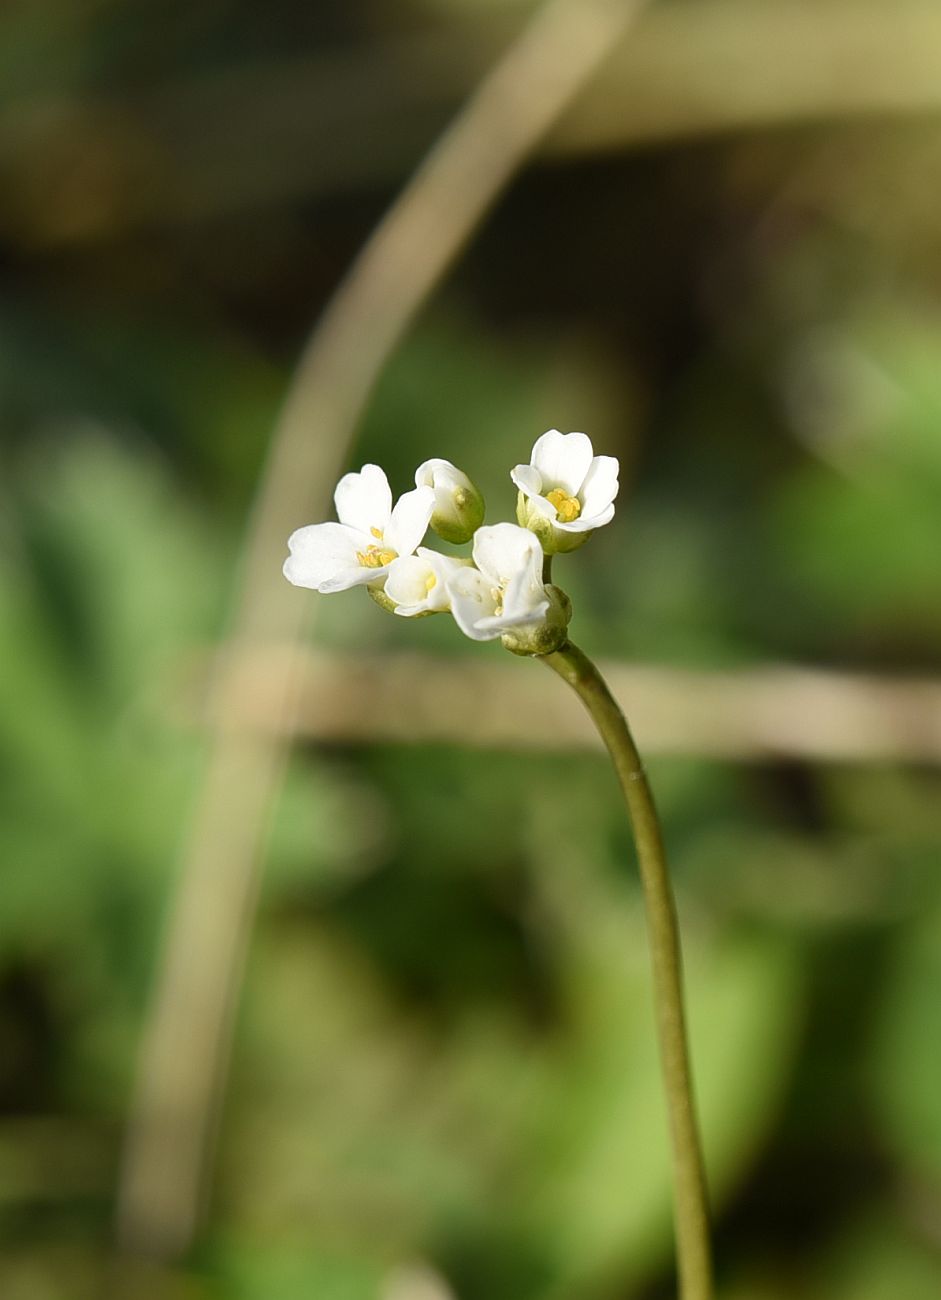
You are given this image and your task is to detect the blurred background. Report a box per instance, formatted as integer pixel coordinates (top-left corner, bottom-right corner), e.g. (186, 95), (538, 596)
(2, 0), (941, 1296)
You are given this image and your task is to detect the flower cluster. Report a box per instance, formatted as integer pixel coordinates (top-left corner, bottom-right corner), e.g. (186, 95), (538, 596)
(283, 429), (619, 655)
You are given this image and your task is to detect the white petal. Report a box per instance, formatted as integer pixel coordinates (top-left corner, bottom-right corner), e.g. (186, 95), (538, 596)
(283, 522), (368, 592)
(500, 561), (550, 626)
(555, 501), (616, 533)
(513, 470), (556, 524)
(385, 554), (435, 614)
(510, 463), (545, 500)
(447, 566), (502, 641)
(530, 429), (595, 495)
(385, 485), (435, 557)
(490, 595), (549, 630)
(475, 606), (549, 633)
(579, 455), (620, 517)
(320, 564), (388, 592)
(415, 457), (456, 489)
(334, 464), (392, 533)
(419, 546), (470, 582)
(471, 522), (543, 588)
(388, 549), (467, 616)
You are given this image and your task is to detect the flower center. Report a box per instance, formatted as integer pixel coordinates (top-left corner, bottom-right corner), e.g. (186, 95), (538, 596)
(490, 585), (504, 617)
(357, 544), (398, 568)
(546, 487), (581, 523)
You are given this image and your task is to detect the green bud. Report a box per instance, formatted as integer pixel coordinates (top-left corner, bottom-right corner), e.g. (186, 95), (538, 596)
(416, 458), (485, 545)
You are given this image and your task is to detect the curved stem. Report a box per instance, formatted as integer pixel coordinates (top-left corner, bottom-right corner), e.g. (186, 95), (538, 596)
(542, 640), (714, 1300)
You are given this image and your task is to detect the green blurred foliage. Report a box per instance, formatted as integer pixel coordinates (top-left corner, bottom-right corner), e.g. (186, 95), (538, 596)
(2, 2), (941, 1298)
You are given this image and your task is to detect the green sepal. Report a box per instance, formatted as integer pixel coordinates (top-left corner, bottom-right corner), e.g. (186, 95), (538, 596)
(501, 585), (572, 657)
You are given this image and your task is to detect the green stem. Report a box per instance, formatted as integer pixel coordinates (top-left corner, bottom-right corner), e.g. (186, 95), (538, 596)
(541, 640), (714, 1300)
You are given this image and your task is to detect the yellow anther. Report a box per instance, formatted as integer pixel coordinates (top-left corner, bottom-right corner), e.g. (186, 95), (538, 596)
(370, 526), (384, 539)
(425, 572), (437, 592)
(356, 544), (398, 569)
(546, 487), (581, 523)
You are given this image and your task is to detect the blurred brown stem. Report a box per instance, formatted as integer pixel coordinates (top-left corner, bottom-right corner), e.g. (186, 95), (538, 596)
(115, 0), (651, 1265)
(183, 646), (941, 763)
(543, 641), (713, 1300)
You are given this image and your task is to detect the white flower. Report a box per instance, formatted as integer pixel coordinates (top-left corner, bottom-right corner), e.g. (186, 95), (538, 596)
(415, 458), (485, 544)
(385, 547), (469, 617)
(511, 429), (619, 553)
(284, 464), (434, 592)
(447, 523), (550, 642)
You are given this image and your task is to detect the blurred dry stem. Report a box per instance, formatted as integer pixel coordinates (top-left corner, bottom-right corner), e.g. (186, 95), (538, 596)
(115, 0), (649, 1265)
(185, 646), (941, 763)
(5, 1), (941, 241)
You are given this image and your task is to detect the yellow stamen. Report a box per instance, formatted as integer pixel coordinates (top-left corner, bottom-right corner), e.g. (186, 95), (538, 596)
(356, 544), (398, 568)
(425, 572), (437, 592)
(370, 526), (384, 539)
(546, 487), (581, 523)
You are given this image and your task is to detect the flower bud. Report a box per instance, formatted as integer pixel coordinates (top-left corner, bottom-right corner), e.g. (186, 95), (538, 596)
(501, 585), (572, 657)
(415, 459), (485, 545)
